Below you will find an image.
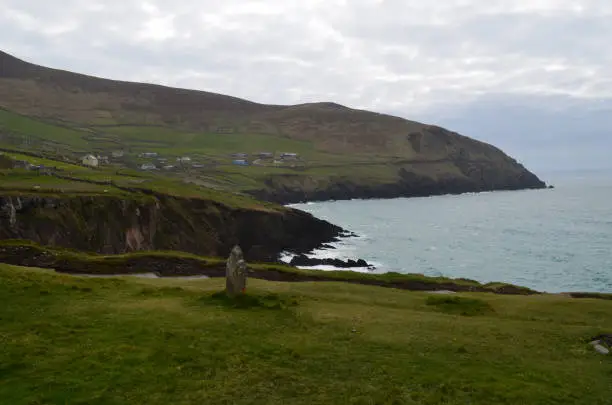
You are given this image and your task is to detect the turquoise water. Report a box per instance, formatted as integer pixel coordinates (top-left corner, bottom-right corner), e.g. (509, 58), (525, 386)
(290, 172), (612, 293)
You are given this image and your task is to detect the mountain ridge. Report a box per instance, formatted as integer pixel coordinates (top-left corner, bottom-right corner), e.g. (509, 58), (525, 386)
(0, 49), (546, 203)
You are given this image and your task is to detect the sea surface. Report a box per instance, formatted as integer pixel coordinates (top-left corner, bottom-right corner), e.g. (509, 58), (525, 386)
(288, 171), (612, 293)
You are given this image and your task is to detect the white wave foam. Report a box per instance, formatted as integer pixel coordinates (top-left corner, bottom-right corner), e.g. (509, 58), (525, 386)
(297, 265), (373, 273)
(279, 251), (296, 263)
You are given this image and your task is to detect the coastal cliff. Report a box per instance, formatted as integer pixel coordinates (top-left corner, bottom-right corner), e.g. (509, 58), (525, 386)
(0, 193), (342, 261)
(251, 125), (546, 204)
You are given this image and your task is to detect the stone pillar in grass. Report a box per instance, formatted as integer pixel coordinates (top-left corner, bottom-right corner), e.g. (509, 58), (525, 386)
(226, 245), (247, 297)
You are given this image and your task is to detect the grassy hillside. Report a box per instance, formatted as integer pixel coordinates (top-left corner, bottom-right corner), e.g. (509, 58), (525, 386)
(0, 51), (546, 202)
(0, 108), (395, 194)
(0, 147), (282, 211)
(1, 264), (611, 405)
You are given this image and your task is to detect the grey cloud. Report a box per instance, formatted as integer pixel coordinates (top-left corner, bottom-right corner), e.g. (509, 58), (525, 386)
(419, 94), (612, 172)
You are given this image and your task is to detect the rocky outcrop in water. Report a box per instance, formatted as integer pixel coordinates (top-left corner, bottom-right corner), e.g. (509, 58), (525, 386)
(289, 254), (374, 269)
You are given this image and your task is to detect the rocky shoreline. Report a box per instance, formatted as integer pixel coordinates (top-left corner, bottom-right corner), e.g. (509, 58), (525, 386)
(2, 242), (611, 299)
(0, 182), (553, 279)
(288, 254), (375, 270)
(0, 170), (549, 278)
(0, 243), (538, 295)
(249, 163), (548, 205)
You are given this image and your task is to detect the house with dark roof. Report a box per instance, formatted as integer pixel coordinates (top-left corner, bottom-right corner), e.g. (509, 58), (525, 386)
(232, 159), (249, 166)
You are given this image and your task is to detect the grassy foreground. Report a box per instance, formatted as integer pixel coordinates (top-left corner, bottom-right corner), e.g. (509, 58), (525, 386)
(1, 265), (611, 405)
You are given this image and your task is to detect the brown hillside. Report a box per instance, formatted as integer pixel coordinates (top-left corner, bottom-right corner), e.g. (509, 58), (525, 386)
(0, 50), (423, 153)
(0, 50), (270, 126)
(0, 50), (546, 202)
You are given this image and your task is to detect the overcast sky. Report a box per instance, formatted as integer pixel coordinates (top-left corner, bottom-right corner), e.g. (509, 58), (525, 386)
(1, 0), (611, 173)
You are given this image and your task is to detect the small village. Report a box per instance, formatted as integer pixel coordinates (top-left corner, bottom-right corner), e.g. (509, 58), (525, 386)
(79, 150), (304, 172)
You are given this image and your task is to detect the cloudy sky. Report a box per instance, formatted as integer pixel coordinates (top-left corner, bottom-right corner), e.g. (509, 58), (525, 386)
(1, 0), (611, 173)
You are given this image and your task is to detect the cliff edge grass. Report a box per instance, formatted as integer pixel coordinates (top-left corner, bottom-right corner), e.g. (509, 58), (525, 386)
(2, 240), (611, 299)
(1, 263), (612, 405)
(0, 149), (283, 212)
(0, 239), (543, 296)
(0, 161), (345, 261)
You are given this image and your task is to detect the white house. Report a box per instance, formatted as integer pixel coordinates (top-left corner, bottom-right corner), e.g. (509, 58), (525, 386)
(280, 152), (299, 160)
(177, 157), (192, 163)
(140, 163), (157, 170)
(82, 155), (99, 167)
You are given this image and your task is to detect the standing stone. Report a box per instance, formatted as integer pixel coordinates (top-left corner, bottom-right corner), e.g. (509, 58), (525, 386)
(589, 334), (612, 355)
(590, 340), (610, 355)
(226, 245), (247, 297)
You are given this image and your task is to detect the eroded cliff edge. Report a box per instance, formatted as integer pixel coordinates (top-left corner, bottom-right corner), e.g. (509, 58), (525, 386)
(0, 193), (343, 261)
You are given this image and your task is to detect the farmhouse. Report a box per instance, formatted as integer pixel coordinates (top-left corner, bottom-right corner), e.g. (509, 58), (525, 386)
(232, 159), (249, 166)
(177, 157), (192, 163)
(12, 160), (32, 169)
(140, 163), (157, 170)
(82, 155), (99, 167)
(280, 152), (299, 160)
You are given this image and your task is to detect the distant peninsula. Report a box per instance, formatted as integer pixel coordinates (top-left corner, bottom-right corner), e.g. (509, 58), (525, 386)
(0, 50), (546, 205)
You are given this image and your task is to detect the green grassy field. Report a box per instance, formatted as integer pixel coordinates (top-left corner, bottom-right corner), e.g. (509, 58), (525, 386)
(0, 108), (407, 194)
(0, 170), (113, 194)
(1, 264), (611, 405)
(0, 148), (282, 210)
(0, 109), (93, 150)
(97, 125), (318, 156)
(0, 171), (280, 211)
(0, 151), (86, 171)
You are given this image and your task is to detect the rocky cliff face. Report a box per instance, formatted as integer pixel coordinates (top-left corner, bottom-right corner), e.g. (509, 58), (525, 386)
(0, 194), (342, 261)
(251, 126), (546, 204)
(253, 167), (545, 204)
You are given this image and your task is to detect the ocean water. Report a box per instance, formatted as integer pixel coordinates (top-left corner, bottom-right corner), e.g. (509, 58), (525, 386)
(289, 172), (612, 293)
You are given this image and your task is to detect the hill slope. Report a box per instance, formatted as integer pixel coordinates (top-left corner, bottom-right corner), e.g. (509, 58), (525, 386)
(1, 264), (611, 405)
(0, 50), (546, 202)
